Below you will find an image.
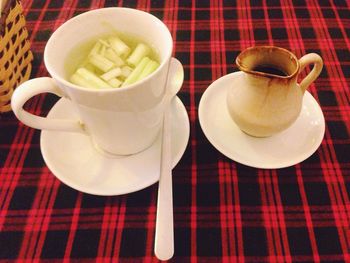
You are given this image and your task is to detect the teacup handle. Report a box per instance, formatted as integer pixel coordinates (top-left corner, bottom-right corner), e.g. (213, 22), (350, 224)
(298, 53), (323, 92)
(11, 77), (86, 133)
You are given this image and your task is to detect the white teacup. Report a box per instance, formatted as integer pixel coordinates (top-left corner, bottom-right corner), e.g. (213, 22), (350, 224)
(11, 8), (183, 155)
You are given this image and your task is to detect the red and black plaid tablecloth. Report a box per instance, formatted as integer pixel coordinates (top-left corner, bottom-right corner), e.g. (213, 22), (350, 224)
(1, 0), (350, 262)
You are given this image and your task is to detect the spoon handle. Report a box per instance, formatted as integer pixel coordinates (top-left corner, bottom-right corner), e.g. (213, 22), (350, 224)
(155, 99), (174, 261)
(154, 58), (184, 261)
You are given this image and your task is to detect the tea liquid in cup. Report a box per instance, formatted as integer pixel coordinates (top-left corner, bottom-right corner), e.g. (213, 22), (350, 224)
(227, 46), (323, 137)
(11, 8), (183, 155)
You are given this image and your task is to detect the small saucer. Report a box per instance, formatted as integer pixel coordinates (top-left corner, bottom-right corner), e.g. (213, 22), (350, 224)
(198, 72), (325, 169)
(40, 96), (189, 196)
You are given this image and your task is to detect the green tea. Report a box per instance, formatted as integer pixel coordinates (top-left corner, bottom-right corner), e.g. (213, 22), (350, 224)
(65, 32), (160, 89)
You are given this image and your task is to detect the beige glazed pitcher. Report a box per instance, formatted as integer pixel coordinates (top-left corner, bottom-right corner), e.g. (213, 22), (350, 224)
(227, 46), (323, 137)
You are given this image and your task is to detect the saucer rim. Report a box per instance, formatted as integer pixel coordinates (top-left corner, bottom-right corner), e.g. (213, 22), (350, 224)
(198, 72), (326, 169)
(40, 96), (190, 196)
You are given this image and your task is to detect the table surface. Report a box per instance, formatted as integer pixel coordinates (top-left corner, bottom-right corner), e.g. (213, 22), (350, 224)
(1, 0), (350, 262)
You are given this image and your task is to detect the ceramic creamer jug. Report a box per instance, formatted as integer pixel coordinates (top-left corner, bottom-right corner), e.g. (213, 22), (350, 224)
(227, 46), (323, 137)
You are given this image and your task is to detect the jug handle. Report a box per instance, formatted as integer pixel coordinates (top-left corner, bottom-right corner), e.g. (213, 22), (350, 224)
(298, 53), (323, 92)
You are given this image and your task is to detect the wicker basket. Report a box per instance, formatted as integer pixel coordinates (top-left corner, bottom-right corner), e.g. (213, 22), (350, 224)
(0, 0), (33, 112)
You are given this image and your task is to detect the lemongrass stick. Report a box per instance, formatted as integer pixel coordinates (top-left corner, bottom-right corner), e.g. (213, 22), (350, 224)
(105, 48), (124, 67)
(127, 43), (150, 67)
(138, 60), (159, 80)
(100, 67), (122, 81)
(88, 54), (114, 72)
(108, 36), (131, 58)
(76, 68), (112, 88)
(122, 57), (150, 86)
(108, 78), (122, 88)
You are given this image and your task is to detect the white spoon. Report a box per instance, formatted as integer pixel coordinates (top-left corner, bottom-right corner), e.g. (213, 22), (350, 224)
(154, 58), (184, 261)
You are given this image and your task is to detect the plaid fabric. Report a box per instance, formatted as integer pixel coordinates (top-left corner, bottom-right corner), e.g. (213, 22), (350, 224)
(1, 0), (349, 262)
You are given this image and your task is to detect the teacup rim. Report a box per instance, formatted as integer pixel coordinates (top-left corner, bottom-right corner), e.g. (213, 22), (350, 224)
(44, 7), (173, 93)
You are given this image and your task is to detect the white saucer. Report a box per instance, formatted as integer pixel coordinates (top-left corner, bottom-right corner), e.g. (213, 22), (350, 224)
(198, 72), (325, 169)
(40, 96), (189, 196)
